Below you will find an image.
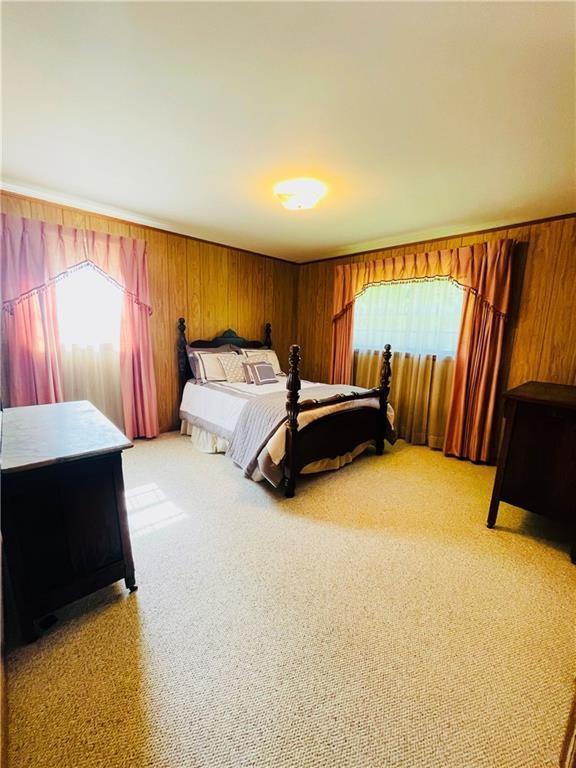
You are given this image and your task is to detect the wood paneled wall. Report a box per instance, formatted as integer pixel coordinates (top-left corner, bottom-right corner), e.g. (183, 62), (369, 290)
(2, 191), (574, 433)
(0, 192), (298, 433)
(296, 216), (576, 393)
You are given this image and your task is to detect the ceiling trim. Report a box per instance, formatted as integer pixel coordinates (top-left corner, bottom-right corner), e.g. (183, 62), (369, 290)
(300, 211), (576, 265)
(2, 181), (574, 267)
(0, 180), (294, 265)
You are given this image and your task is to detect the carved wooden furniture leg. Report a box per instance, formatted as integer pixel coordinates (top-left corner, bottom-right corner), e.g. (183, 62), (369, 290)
(376, 344), (392, 455)
(285, 344), (301, 498)
(177, 317), (189, 400)
(264, 322), (272, 349)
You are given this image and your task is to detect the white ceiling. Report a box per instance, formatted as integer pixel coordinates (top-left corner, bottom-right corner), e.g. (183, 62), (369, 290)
(2, 2), (575, 262)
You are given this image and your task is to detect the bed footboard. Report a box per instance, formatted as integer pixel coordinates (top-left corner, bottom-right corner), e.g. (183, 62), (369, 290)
(283, 344), (392, 498)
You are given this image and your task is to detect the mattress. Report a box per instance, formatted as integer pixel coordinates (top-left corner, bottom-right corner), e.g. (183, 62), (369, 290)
(179, 376), (323, 440)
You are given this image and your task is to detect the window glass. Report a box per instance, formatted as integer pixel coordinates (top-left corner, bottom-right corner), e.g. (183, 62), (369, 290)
(353, 279), (464, 357)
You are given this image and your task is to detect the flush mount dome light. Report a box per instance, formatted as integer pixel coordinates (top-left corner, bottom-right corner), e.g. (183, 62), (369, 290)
(273, 177), (327, 210)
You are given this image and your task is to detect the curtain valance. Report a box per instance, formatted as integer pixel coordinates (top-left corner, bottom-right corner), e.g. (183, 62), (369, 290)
(333, 240), (513, 321)
(1, 213), (151, 314)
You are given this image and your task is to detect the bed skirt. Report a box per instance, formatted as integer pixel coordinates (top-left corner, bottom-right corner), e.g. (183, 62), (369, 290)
(180, 419), (373, 481)
(180, 420), (229, 453)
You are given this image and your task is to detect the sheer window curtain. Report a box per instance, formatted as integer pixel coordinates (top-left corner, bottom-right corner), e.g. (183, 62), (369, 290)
(56, 266), (124, 430)
(353, 279), (464, 449)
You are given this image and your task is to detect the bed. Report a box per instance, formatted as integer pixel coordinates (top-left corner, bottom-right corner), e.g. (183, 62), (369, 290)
(177, 318), (395, 497)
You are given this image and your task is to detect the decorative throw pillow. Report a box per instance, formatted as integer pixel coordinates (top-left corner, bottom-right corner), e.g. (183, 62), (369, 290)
(218, 353), (245, 383)
(241, 361), (262, 384)
(243, 348), (283, 375)
(190, 351), (240, 382)
(244, 361), (278, 385)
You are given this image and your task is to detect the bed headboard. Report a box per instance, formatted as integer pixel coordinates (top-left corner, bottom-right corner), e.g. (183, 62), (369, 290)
(177, 318), (272, 393)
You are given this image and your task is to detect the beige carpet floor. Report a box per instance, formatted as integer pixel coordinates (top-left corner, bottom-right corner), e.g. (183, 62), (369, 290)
(6, 433), (576, 768)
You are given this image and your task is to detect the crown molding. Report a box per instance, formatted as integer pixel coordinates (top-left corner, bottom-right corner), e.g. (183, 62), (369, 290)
(0, 179), (295, 264)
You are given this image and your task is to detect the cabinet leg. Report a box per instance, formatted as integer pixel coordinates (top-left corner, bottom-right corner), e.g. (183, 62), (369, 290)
(20, 615), (39, 643)
(39, 614), (58, 631)
(375, 437), (384, 456)
(285, 476), (296, 498)
(571, 539), (576, 566)
(487, 498), (499, 529)
(125, 571), (138, 592)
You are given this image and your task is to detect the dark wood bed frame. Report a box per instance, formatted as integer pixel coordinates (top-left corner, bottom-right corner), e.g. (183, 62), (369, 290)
(177, 318), (392, 497)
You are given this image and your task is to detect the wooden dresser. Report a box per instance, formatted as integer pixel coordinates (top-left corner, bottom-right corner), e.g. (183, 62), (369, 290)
(487, 381), (576, 562)
(1, 401), (137, 641)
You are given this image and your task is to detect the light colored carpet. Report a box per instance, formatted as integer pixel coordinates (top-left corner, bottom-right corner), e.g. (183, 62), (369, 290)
(6, 433), (576, 768)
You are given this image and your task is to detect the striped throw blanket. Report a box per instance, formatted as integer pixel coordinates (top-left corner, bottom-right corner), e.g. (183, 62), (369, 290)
(226, 384), (386, 478)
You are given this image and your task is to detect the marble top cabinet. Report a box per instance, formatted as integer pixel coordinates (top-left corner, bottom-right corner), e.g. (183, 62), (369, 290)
(1, 401), (137, 642)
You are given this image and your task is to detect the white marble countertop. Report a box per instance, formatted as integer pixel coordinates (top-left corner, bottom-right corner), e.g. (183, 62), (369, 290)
(1, 401), (133, 473)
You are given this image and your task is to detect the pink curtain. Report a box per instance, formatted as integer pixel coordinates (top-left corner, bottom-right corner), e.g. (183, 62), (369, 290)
(1, 213), (159, 439)
(117, 237), (159, 439)
(330, 240), (513, 462)
(2, 286), (63, 406)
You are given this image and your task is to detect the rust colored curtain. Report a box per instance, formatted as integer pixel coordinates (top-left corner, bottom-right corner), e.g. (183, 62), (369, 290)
(1, 213), (159, 439)
(331, 239), (513, 462)
(330, 306), (354, 385)
(443, 291), (506, 461)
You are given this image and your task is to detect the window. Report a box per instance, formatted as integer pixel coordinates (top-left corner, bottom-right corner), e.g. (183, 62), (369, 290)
(353, 279), (464, 357)
(56, 266), (123, 350)
(55, 266), (125, 428)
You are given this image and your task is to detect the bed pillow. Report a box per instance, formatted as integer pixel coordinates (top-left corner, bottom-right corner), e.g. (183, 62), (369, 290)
(243, 348), (283, 375)
(218, 353), (246, 383)
(241, 361), (257, 384)
(243, 361), (278, 385)
(186, 344), (238, 379)
(190, 351), (240, 382)
(242, 359), (271, 383)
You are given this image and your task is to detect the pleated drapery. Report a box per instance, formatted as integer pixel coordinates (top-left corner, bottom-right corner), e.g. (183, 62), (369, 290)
(331, 240), (514, 462)
(1, 213), (159, 439)
(443, 290), (506, 461)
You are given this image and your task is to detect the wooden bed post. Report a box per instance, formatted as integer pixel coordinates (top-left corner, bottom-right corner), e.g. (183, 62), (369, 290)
(264, 322), (272, 349)
(177, 317), (189, 397)
(375, 344), (392, 455)
(285, 344), (301, 498)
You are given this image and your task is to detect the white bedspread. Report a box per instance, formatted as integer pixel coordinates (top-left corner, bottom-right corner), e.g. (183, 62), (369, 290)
(180, 377), (320, 436)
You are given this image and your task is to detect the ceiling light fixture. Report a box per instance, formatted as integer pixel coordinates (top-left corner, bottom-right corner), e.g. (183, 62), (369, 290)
(273, 177), (327, 210)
